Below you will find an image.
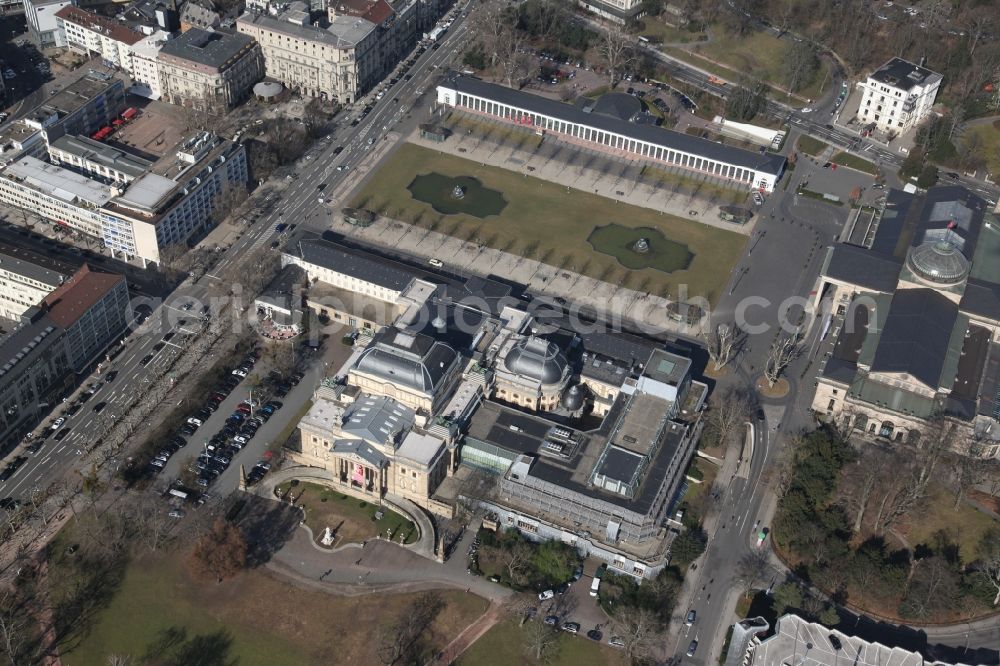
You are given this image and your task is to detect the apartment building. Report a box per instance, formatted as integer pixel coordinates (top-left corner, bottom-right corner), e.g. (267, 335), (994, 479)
(179, 1), (220, 32)
(22, 71), (127, 146)
(0, 131), (247, 265)
(43, 265), (130, 371)
(25, 0), (73, 48)
(157, 28), (264, 111)
(328, 0), (419, 79)
(237, 6), (378, 103)
(128, 31), (171, 99)
(856, 57), (942, 135)
(55, 6), (144, 71)
(0, 264), (129, 455)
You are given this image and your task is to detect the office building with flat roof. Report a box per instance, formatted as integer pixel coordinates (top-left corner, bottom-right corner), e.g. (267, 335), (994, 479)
(157, 28), (264, 111)
(237, 7), (378, 103)
(0, 244), (78, 319)
(22, 71), (127, 146)
(0, 130), (247, 265)
(25, 0), (72, 48)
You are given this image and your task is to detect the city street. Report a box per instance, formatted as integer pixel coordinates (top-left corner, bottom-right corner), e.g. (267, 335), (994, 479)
(0, 0), (476, 507)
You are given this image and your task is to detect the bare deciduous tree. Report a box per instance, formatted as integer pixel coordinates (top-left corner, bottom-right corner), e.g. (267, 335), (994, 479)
(764, 331), (802, 388)
(502, 540), (535, 587)
(978, 528), (1000, 606)
(706, 387), (753, 452)
(736, 549), (769, 598)
(522, 619), (560, 662)
(611, 606), (660, 662)
(598, 26), (636, 88)
(702, 321), (742, 371)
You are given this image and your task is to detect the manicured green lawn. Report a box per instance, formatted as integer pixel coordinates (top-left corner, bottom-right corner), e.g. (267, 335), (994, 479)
(681, 24), (832, 101)
(900, 483), (999, 564)
(832, 151), (878, 175)
(353, 143), (747, 303)
(796, 135), (828, 156)
(962, 121), (1000, 177)
(457, 618), (627, 666)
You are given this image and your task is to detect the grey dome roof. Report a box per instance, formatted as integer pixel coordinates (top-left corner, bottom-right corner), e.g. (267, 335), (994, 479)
(561, 384), (586, 411)
(504, 337), (567, 384)
(907, 240), (970, 285)
(354, 330), (457, 393)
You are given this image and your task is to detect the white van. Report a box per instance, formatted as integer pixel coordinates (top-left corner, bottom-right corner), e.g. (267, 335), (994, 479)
(428, 258), (444, 268)
(589, 577), (600, 597)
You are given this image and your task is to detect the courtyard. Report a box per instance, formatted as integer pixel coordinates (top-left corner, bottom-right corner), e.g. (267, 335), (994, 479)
(352, 143), (746, 303)
(276, 480), (418, 546)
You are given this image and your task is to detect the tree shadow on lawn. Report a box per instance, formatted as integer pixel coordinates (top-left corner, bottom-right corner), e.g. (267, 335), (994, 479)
(51, 550), (130, 655)
(237, 495), (302, 568)
(142, 626), (237, 666)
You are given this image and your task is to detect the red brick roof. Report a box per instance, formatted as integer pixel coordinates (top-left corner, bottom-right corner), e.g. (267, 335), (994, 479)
(333, 0), (394, 25)
(55, 6), (144, 46)
(43, 265), (125, 329)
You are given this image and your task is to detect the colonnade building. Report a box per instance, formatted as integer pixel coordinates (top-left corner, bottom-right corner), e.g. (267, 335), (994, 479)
(436, 73), (786, 192)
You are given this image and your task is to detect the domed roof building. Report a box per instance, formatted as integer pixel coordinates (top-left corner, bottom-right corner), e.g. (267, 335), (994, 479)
(504, 337), (567, 385)
(349, 328), (461, 414)
(905, 239), (970, 287)
(493, 335), (571, 412)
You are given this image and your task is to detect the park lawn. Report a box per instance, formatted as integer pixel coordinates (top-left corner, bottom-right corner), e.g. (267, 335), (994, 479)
(59, 548), (487, 666)
(353, 143), (747, 303)
(897, 483), (999, 564)
(683, 24), (832, 101)
(639, 18), (707, 44)
(962, 121), (1000, 177)
(832, 151), (878, 175)
(457, 618), (628, 666)
(276, 480), (418, 544)
(796, 135), (828, 156)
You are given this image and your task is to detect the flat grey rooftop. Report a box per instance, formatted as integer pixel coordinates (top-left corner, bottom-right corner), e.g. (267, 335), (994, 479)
(159, 28), (256, 70)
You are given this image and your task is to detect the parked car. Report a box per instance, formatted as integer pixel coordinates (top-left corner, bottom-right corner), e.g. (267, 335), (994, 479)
(562, 622), (580, 634)
(686, 610), (696, 626)
(543, 615), (559, 627)
(168, 508), (185, 518)
(51, 417), (65, 430)
(586, 629), (602, 641)
(686, 640), (698, 657)
(538, 590), (554, 601)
